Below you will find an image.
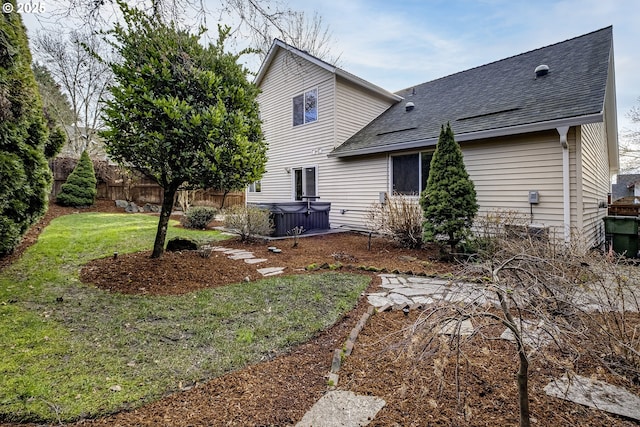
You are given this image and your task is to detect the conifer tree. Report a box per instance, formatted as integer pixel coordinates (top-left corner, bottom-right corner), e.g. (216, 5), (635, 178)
(56, 151), (97, 207)
(0, 2), (52, 255)
(420, 123), (478, 251)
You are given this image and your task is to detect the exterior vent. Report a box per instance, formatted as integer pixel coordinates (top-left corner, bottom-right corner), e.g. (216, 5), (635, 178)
(405, 101), (415, 112)
(535, 64), (549, 77)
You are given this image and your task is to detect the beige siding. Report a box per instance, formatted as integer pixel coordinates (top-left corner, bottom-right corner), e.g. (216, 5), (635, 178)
(248, 48), (336, 203)
(577, 122), (610, 247)
(248, 47), (396, 229)
(335, 78), (392, 147)
(462, 131), (566, 237)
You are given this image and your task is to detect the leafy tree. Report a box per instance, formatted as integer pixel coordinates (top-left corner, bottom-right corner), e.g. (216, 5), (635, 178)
(0, 2), (52, 255)
(420, 123), (478, 252)
(56, 150), (97, 207)
(101, 1), (266, 258)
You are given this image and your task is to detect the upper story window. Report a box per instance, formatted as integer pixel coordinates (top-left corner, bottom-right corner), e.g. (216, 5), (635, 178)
(293, 88), (318, 126)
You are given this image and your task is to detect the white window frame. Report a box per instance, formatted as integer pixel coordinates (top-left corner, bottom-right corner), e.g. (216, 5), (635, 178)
(389, 151), (434, 196)
(291, 165), (318, 201)
(248, 180), (262, 193)
(292, 87), (318, 127)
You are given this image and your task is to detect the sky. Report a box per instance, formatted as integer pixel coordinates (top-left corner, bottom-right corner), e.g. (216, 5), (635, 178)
(20, 0), (640, 139)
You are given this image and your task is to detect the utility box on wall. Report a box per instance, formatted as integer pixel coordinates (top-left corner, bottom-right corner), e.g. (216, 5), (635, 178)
(528, 191), (540, 204)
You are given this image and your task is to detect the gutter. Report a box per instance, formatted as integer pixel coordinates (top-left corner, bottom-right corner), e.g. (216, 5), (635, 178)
(329, 113), (603, 158)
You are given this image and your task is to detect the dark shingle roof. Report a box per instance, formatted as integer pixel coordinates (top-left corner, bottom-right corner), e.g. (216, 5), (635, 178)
(331, 27), (613, 157)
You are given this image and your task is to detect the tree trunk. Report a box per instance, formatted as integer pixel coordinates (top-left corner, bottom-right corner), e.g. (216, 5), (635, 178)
(151, 184), (178, 258)
(220, 190), (229, 209)
(518, 350), (531, 427)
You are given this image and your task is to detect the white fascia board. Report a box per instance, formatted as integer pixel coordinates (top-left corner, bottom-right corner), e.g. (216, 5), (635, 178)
(254, 40), (401, 103)
(329, 113), (604, 158)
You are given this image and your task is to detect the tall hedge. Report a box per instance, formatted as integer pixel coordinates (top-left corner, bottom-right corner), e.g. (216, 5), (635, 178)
(0, 2), (51, 255)
(56, 150), (97, 207)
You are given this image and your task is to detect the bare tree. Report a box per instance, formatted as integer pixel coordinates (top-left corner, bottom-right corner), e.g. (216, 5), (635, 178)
(34, 30), (113, 158)
(51, 0), (340, 64)
(402, 211), (640, 427)
(620, 100), (640, 172)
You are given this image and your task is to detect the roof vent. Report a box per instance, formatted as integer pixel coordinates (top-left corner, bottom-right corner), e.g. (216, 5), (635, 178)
(535, 64), (549, 77)
(405, 101), (415, 112)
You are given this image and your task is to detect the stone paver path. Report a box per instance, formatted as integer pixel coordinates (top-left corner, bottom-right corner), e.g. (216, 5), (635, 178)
(368, 274), (497, 311)
(210, 246), (279, 274)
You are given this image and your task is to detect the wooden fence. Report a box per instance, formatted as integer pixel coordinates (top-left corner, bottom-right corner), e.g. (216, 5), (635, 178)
(50, 160), (245, 209)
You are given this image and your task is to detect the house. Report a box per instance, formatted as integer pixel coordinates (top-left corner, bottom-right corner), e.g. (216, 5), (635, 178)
(248, 27), (619, 247)
(612, 174), (640, 201)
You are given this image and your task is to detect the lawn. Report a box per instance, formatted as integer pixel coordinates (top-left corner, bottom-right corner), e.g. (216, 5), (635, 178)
(0, 213), (369, 423)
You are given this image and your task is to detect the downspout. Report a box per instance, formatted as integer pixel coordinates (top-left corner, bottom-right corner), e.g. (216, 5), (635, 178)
(557, 126), (570, 243)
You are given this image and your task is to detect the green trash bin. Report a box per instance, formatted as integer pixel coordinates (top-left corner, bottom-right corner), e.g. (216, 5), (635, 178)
(603, 216), (639, 258)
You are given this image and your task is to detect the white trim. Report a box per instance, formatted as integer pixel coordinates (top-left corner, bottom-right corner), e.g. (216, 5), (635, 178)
(255, 39), (401, 103)
(557, 126), (571, 243)
(329, 113), (603, 158)
(291, 165), (319, 200)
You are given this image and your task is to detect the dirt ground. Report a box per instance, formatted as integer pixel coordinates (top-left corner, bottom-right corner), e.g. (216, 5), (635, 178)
(2, 200), (640, 426)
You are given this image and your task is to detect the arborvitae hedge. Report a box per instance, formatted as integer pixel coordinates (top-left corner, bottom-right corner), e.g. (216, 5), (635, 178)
(0, 3), (52, 255)
(56, 151), (97, 207)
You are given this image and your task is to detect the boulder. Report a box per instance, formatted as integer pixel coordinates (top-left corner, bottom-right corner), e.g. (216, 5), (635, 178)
(115, 200), (128, 208)
(143, 203), (160, 213)
(125, 202), (138, 213)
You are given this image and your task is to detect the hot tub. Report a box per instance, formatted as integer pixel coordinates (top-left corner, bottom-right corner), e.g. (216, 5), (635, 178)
(251, 201), (331, 237)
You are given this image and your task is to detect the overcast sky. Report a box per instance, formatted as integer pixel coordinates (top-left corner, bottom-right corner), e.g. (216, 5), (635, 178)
(21, 0), (640, 140)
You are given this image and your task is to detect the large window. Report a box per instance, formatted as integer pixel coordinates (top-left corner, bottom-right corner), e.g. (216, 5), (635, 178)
(391, 152), (433, 195)
(293, 166), (317, 200)
(293, 88), (318, 126)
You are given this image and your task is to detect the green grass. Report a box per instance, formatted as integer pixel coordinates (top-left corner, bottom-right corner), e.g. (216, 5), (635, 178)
(0, 213), (369, 423)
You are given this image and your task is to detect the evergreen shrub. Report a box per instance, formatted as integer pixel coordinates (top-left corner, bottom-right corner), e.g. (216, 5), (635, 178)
(56, 151), (97, 207)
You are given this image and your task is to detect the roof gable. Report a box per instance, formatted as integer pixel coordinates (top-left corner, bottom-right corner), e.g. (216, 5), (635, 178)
(331, 27), (615, 157)
(255, 39), (401, 103)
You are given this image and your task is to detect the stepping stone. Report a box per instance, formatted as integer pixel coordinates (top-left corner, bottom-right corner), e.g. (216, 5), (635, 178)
(223, 249), (247, 255)
(257, 267), (285, 277)
(500, 321), (552, 349)
(367, 294), (392, 308)
(244, 258), (267, 264)
(228, 252), (255, 260)
(387, 293), (413, 307)
(411, 296), (435, 306)
(295, 390), (386, 427)
(392, 287), (432, 297)
(438, 319), (474, 336)
(544, 374), (640, 421)
(211, 247), (229, 252)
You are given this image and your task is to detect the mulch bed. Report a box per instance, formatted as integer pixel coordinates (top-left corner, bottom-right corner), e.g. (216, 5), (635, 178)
(2, 200), (639, 426)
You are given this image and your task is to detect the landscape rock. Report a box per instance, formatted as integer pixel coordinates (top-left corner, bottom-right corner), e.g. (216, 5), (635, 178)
(115, 200), (128, 208)
(124, 202), (139, 213)
(143, 203), (160, 213)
